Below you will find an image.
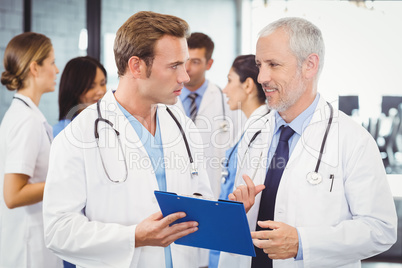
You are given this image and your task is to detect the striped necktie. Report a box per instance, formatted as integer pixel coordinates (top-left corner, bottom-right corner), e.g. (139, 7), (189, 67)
(188, 93), (198, 122)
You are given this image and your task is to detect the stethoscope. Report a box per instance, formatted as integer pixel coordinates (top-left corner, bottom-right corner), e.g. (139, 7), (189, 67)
(306, 102), (334, 185)
(13, 96), (52, 143)
(234, 102), (334, 187)
(95, 100), (198, 183)
(218, 88), (229, 132)
(221, 112), (270, 184)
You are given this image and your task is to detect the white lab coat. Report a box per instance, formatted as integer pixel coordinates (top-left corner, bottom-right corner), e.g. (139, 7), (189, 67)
(176, 82), (246, 199)
(0, 94), (61, 268)
(219, 97), (397, 268)
(43, 90), (213, 268)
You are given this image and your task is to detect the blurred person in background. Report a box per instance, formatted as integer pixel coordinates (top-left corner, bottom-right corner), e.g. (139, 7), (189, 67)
(175, 31), (246, 268)
(176, 32), (245, 200)
(53, 56), (107, 137)
(209, 54), (269, 268)
(0, 32), (62, 268)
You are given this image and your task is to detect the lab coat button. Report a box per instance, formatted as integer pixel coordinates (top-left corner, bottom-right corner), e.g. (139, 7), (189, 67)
(277, 208), (284, 214)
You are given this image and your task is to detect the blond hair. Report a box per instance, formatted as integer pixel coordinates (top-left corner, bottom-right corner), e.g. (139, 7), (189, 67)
(1, 32), (53, 91)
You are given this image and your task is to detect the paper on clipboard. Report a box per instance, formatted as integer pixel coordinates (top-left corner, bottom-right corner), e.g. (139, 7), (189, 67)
(154, 191), (256, 257)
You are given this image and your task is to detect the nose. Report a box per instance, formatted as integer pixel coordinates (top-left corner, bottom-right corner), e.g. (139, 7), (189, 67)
(96, 85), (107, 96)
(222, 84), (228, 95)
(55, 65), (60, 74)
(185, 61), (191, 73)
(257, 66), (271, 85)
(179, 67), (190, 84)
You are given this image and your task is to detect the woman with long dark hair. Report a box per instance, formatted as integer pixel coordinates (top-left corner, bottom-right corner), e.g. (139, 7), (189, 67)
(53, 56), (107, 137)
(209, 55), (269, 268)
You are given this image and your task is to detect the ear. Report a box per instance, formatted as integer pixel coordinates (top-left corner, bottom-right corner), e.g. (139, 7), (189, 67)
(127, 56), (143, 78)
(303, 53), (319, 79)
(206, 58), (214, 70)
(243, 77), (255, 95)
(29, 61), (39, 77)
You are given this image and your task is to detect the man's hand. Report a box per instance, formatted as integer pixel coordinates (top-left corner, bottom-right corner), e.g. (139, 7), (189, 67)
(251, 221), (299, 259)
(228, 174), (265, 213)
(135, 211), (198, 248)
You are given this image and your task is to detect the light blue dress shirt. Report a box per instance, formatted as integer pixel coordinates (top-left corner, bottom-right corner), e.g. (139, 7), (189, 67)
(117, 102), (173, 268)
(180, 80), (208, 117)
(265, 93), (320, 260)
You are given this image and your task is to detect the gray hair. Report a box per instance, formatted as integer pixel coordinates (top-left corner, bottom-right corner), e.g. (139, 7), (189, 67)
(259, 17), (325, 77)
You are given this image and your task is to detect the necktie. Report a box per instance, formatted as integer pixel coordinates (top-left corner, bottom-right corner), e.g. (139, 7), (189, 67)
(251, 125), (295, 268)
(188, 93), (198, 122)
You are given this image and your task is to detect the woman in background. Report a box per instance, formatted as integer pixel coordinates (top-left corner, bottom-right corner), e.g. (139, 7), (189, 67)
(53, 56), (107, 137)
(53, 56), (106, 267)
(209, 54), (268, 268)
(0, 32), (62, 267)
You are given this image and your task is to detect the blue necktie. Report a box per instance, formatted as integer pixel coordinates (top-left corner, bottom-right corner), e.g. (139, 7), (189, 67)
(251, 125), (295, 268)
(188, 93), (198, 122)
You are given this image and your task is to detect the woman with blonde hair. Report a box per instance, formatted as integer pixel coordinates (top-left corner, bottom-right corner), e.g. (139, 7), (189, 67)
(0, 32), (62, 267)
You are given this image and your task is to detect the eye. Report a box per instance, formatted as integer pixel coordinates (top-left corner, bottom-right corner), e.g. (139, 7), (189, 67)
(256, 63), (261, 69)
(269, 63), (279, 67)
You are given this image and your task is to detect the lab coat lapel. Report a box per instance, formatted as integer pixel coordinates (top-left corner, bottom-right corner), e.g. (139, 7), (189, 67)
(197, 83), (219, 116)
(286, 97), (338, 168)
(158, 104), (189, 191)
(174, 98), (185, 114)
(98, 91), (155, 176)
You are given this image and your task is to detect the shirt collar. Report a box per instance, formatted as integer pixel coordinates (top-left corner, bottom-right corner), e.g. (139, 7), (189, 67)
(180, 80), (209, 101)
(274, 93), (320, 136)
(14, 93), (47, 123)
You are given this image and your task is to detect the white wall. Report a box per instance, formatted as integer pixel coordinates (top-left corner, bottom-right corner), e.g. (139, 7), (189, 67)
(241, 0), (402, 121)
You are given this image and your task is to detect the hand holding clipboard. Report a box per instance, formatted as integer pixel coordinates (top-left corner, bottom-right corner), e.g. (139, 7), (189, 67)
(154, 190), (256, 257)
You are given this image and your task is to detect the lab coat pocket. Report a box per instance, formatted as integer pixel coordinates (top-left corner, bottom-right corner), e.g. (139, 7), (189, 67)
(297, 167), (345, 226)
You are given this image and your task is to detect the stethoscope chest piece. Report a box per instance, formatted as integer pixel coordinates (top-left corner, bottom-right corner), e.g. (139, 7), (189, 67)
(220, 122), (229, 132)
(191, 163), (198, 176)
(221, 168), (229, 184)
(306, 171), (322, 185)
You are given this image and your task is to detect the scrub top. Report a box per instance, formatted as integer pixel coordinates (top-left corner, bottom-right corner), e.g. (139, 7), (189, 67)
(117, 102), (173, 268)
(209, 104), (270, 268)
(53, 118), (72, 137)
(0, 93), (62, 267)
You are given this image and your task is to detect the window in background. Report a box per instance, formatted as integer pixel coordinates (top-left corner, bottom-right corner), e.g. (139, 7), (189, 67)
(32, 0), (86, 125)
(0, 1), (23, 121)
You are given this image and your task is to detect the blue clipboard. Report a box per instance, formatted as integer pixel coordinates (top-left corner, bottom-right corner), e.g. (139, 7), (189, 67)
(154, 191), (256, 257)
